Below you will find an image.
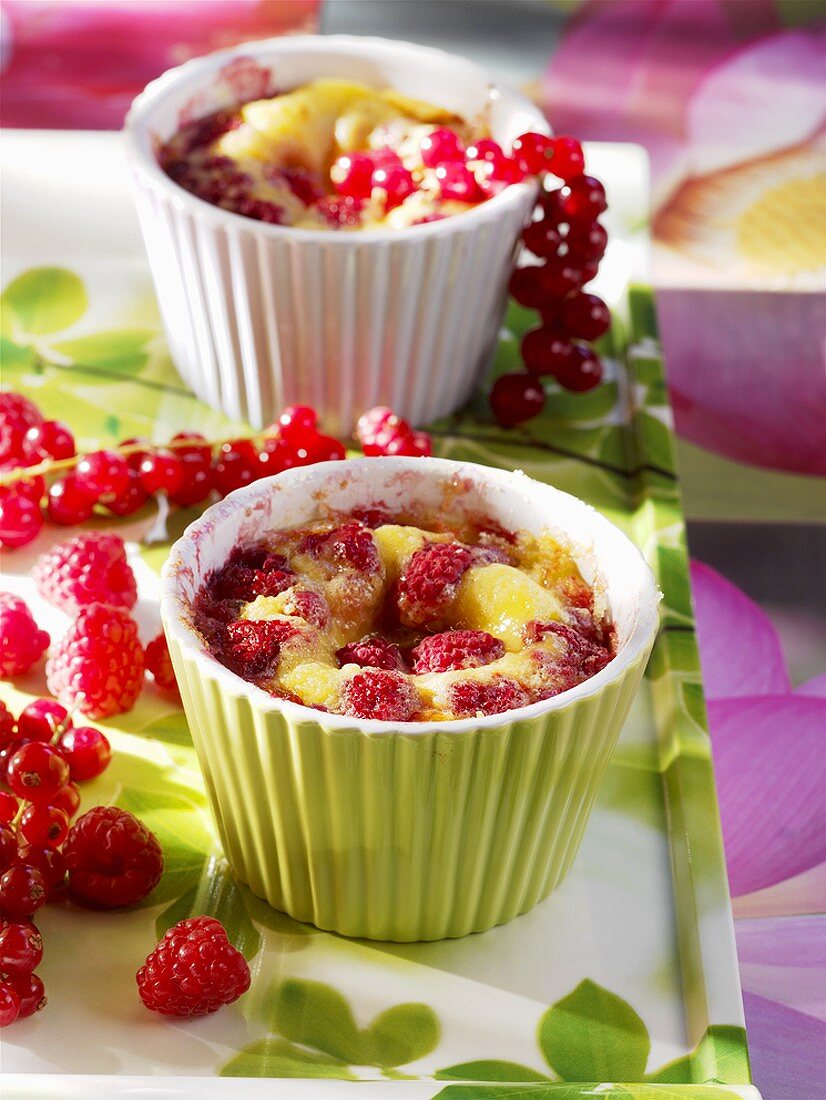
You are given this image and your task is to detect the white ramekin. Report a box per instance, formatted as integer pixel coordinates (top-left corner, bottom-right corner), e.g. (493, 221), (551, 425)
(124, 35), (547, 433)
(160, 458), (660, 941)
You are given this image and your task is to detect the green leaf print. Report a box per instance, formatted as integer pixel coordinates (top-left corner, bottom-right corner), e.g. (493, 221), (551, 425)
(268, 978), (366, 1064)
(0, 335), (36, 372)
(538, 979), (651, 1082)
(51, 329), (154, 363)
(221, 1038), (356, 1079)
(363, 1002), (441, 1067)
(1, 267), (88, 335)
(647, 1025), (751, 1086)
(434, 1086), (634, 1099)
(435, 1061), (551, 1082)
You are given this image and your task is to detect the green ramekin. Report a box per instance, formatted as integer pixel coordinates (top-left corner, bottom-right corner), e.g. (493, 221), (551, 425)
(161, 458), (659, 941)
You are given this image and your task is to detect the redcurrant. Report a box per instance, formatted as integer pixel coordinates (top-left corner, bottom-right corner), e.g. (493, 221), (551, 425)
(25, 420), (75, 461)
(19, 804), (70, 849)
(0, 865), (48, 917)
(6, 743), (69, 803)
(555, 345), (604, 392)
(566, 220), (608, 262)
(0, 920), (43, 973)
(421, 127), (464, 167)
(560, 292), (611, 341)
(138, 450), (184, 496)
(170, 431), (211, 465)
(0, 492), (43, 548)
(549, 136), (585, 181)
(74, 450), (130, 500)
(0, 982), (20, 1027)
(522, 219), (562, 259)
(509, 267), (547, 310)
(512, 132), (554, 175)
(105, 469), (150, 516)
(0, 825), (17, 871)
(46, 477), (96, 525)
(15, 844), (67, 891)
(17, 699), (70, 743)
(372, 163), (415, 210)
(331, 153), (375, 200)
(490, 373), (546, 427)
(212, 440), (260, 496)
(7, 971), (46, 1018)
(51, 781), (81, 819)
(560, 175), (607, 221)
(521, 327), (575, 377)
(168, 454), (214, 506)
(277, 406), (318, 446)
(435, 163), (481, 202)
(56, 726), (111, 782)
(0, 793), (18, 826)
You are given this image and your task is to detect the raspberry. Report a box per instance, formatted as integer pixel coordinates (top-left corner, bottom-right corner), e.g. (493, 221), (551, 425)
(0, 593), (50, 676)
(281, 587), (330, 629)
(449, 677), (530, 717)
(341, 669), (419, 722)
(222, 618), (297, 679)
(46, 603), (145, 719)
(136, 916), (250, 1017)
(397, 542), (473, 627)
(523, 620), (612, 680)
(411, 630), (505, 674)
(0, 392), (42, 464)
(214, 565), (294, 602)
(326, 523), (380, 573)
(144, 634), (178, 694)
(33, 533), (137, 614)
(63, 806), (163, 909)
(337, 636), (406, 671)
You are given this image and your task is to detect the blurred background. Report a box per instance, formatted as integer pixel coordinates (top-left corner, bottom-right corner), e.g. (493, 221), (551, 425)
(1, 2), (824, 1096)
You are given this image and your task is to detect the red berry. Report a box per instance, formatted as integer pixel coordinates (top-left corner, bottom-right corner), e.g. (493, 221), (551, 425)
(560, 292), (610, 341)
(337, 636), (406, 672)
(46, 476), (96, 525)
(0, 920), (42, 974)
(0, 491), (43, 548)
(512, 131), (554, 175)
(136, 916), (250, 1017)
(0, 825), (17, 870)
(372, 163), (415, 211)
(555, 345), (604, 392)
(0, 981), (20, 1026)
(509, 266), (547, 309)
(540, 258), (587, 297)
(0, 393), (42, 465)
(74, 450), (130, 501)
(0, 595), (50, 676)
(63, 805), (163, 909)
(397, 541), (473, 628)
(46, 603), (145, 719)
(466, 138), (504, 164)
(7, 971), (46, 1018)
(222, 618), (297, 679)
(212, 440), (259, 496)
(435, 162), (482, 202)
(234, 197), (285, 224)
(277, 405), (318, 446)
(331, 153), (375, 199)
(549, 136), (585, 181)
(6, 743), (69, 803)
(168, 453), (214, 506)
(51, 782), (81, 819)
(34, 532), (137, 614)
(355, 406), (395, 446)
(376, 428), (431, 457)
(306, 435), (346, 462)
(105, 468), (151, 516)
(421, 127), (464, 167)
(119, 437), (151, 471)
(5, 465), (45, 504)
(0, 865), (48, 917)
(475, 150), (525, 194)
(450, 676), (530, 717)
(411, 630), (505, 673)
(565, 220), (608, 262)
(55, 726), (111, 782)
(521, 326), (575, 377)
(25, 420), (75, 461)
(490, 373), (546, 427)
(19, 804), (69, 848)
(145, 634), (178, 694)
(138, 450), (184, 496)
(0, 701), (14, 745)
(15, 844), (67, 890)
(560, 175), (607, 221)
(523, 219), (562, 258)
(341, 669), (419, 722)
(0, 793), (18, 826)
(170, 431), (212, 465)
(314, 194), (364, 228)
(16, 699), (70, 742)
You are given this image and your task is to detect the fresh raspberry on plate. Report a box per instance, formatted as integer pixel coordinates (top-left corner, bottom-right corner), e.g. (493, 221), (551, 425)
(411, 630), (505, 674)
(449, 677), (530, 717)
(46, 603), (145, 719)
(144, 633), (179, 694)
(342, 669), (419, 722)
(136, 916), (250, 1017)
(337, 635), (406, 671)
(0, 593), (50, 677)
(397, 541), (473, 627)
(33, 533), (137, 614)
(62, 806), (163, 908)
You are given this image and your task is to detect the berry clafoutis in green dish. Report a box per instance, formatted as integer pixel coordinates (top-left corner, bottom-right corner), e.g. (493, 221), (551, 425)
(193, 507), (615, 723)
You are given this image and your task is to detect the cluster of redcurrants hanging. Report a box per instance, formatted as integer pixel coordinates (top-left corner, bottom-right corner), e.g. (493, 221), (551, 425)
(489, 132), (611, 429)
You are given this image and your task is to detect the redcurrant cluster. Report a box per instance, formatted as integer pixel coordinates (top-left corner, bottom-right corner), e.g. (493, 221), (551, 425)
(0, 395), (434, 550)
(356, 407), (432, 456)
(491, 133), (611, 428)
(0, 698), (105, 1027)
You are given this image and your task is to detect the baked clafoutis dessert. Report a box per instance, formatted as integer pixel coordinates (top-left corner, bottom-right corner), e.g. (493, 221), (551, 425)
(193, 508), (615, 722)
(160, 78), (525, 230)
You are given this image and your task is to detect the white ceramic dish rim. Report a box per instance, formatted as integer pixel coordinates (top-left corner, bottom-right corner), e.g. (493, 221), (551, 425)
(160, 457), (661, 735)
(122, 33), (549, 245)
